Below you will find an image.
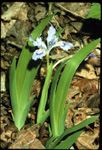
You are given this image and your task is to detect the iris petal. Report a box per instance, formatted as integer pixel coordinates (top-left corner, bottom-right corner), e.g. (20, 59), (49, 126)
(47, 26), (56, 39)
(60, 42), (74, 50)
(84, 53), (97, 61)
(51, 41), (74, 51)
(29, 34), (47, 49)
(32, 48), (46, 60)
(47, 26), (58, 45)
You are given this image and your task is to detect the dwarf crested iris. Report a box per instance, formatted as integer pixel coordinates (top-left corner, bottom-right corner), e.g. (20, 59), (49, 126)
(84, 52), (97, 61)
(29, 26), (74, 61)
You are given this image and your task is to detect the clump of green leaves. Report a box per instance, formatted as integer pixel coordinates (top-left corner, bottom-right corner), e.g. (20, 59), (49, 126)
(10, 12), (57, 131)
(45, 38), (100, 149)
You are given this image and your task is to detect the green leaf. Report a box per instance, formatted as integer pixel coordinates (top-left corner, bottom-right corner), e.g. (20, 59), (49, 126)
(20, 62), (40, 107)
(85, 3), (101, 20)
(55, 26), (67, 37)
(37, 109), (50, 126)
(16, 95), (35, 131)
(16, 12), (57, 101)
(46, 103), (69, 149)
(58, 102), (70, 135)
(9, 57), (19, 120)
(55, 130), (83, 149)
(52, 38), (100, 136)
(45, 135), (58, 149)
(50, 116), (98, 149)
(37, 62), (53, 124)
(50, 61), (66, 135)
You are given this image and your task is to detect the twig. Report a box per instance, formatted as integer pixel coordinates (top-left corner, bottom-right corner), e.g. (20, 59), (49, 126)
(55, 3), (85, 20)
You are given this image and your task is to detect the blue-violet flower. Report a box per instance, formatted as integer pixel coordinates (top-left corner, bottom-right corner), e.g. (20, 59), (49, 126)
(29, 26), (74, 60)
(84, 53), (97, 61)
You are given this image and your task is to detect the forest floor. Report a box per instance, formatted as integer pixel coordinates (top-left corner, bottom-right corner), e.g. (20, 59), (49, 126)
(1, 2), (100, 149)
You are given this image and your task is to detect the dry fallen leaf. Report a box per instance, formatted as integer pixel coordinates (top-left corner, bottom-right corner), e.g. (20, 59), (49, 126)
(1, 2), (27, 21)
(76, 130), (99, 149)
(75, 64), (97, 79)
(8, 124), (45, 149)
(72, 107), (99, 149)
(71, 77), (98, 105)
(1, 2), (29, 39)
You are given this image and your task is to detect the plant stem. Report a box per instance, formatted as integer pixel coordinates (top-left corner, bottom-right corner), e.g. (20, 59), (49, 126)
(46, 53), (50, 70)
(53, 55), (73, 69)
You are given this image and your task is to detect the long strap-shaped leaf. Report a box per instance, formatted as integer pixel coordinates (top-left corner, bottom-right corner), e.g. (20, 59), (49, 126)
(49, 116), (98, 149)
(45, 103), (70, 149)
(16, 12), (57, 103)
(54, 130), (83, 149)
(37, 62), (53, 124)
(10, 12), (57, 130)
(50, 61), (66, 135)
(17, 95), (35, 129)
(53, 38), (100, 136)
(10, 57), (19, 120)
